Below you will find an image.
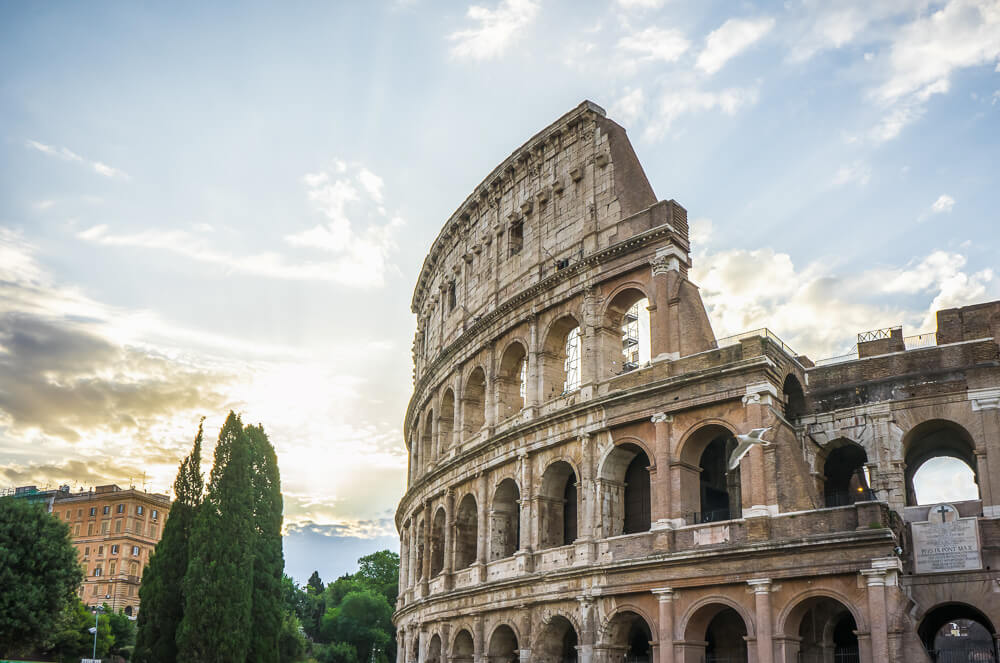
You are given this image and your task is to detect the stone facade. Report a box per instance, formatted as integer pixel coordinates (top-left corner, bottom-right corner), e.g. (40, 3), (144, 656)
(395, 101), (1000, 663)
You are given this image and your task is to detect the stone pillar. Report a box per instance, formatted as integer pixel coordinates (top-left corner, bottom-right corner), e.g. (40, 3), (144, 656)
(861, 569), (889, 663)
(526, 314), (540, 409)
(748, 579), (774, 663)
(399, 523), (409, 594)
(476, 472), (489, 580)
(651, 413), (674, 528)
(652, 588), (675, 663)
(484, 364), (496, 430)
(409, 518), (419, 591)
(518, 451), (533, 553)
(397, 626), (406, 663)
(432, 411), (442, 462)
(474, 614), (486, 663)
(443, 489), (455, 589)
(972, 391), (1000, 515)
(648, 248), (685, 361)
(421, 501), (431, 595)
(577, 596), (595, 663)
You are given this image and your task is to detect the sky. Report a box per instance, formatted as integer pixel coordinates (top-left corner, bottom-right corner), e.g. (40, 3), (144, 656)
(1, 0), (998, 584)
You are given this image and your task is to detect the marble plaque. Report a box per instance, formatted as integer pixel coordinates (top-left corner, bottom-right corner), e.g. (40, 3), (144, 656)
(912, 503), (982, 574)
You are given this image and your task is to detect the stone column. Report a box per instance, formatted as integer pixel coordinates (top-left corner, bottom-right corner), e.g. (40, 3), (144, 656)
(518, 451), (533, 553)
(399, 523), (409, 594)
(484, 364), (496, 430)
(453, 379), (463, 450)
(476, 472), (489, 580)
(648, 248), (684, 361)
(972, 391), (1000, 515)
(651, 413), (674, 528)
(421, 501), (431, 595)
(526, 314), (540, 410)
(577, 596), (595, 663)
(474, 614), (486, 663)
(861, 569), (889, 663)
(443, 489), (455, 589)
(409, 518), (419, 591)
(397, 626), (406, 663)
(652, 588), (675, 663)
(432, 410), (442, 463)
(748, 579), (774, 663)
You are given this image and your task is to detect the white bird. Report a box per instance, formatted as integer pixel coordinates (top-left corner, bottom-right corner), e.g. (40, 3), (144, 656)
(727, 427), (772, 471)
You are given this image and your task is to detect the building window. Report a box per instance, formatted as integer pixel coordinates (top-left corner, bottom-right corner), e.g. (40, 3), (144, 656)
(111, 545), (119, 555)
(103, 506), (110, 515)
(84, 546), (90, 557)
(101, 521), (109, 534)
(563, 327), (581, 392)
(509, 219), (524, 256)
(132, 546), (140, 556)
(97, 545), (103, 555)
(87, 524), (94, 536)
(136, 505), (144, 516)
(77, 509), (82, 518)
(447, 282), (457, 312)
(74, 525), (80, 536)
(109, 561), (116, 575)
(89, 507), (97, 517)
(116, 504), (124, 514)
(94, 567), (102, 577)
(114, 519), (122, 533)
(151, 509), (158, 520)
(519, 358), (527, 399)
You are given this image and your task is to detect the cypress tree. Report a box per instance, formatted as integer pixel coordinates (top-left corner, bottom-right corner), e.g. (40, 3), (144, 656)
(134, 419), (204, 663)
(177, 412), (254, 663)
(245, 423), (284, 663)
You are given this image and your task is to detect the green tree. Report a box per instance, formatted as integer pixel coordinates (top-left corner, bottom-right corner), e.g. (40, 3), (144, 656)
(307, 570), (325, 595)
(355, 550), (399, 605)
(177, 411), (255, 662)
(277, 610), (307, 663)
(246, 423), (285, 663)
(320, 589), (392, 663)
(47, 599), (113, 663)
(105, 604), (137, 661)
(0, 497), (83, 656)
(134, 419), (204, 663)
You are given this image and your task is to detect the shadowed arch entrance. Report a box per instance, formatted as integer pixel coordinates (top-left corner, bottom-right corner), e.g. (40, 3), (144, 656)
(488, 624), (519, 663)
(602, 610), (653, 663)
(683, 602), (750, 662)
(781, 595), (860, 663)
(919, 603), (997, 662)
(535, 615), (579, 663)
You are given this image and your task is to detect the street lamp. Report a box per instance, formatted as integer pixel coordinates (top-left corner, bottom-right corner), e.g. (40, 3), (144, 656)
(89, 604), (105, 660)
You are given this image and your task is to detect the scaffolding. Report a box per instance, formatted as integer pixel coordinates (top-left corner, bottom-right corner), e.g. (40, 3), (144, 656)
(621, 302), (640, 372)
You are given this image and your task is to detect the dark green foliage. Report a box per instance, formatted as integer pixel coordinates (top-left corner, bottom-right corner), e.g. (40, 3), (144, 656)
(320, 590), (392, 663)
(315, 641), (360, 663)
(47, 599), (113, 663)
(0, 497), (83, 655)
(134, 419), (204, 663)
(106, 604), (137, 660)
(278, 610), (307, 663)
(247, 423), (285, 663)
(355, 550), (399, 606)
(177, 411), (255, 662)
(307, 570), (325, 595)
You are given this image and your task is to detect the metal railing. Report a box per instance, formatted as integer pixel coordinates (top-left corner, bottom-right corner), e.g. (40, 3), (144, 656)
(857, 326), (901, 342)
(683, 509), (733, 525)
(927, 647), (998, 662)
(904, 332), (937, 349)
(715, 328), (799, 358)
(815, 331), (937, 365)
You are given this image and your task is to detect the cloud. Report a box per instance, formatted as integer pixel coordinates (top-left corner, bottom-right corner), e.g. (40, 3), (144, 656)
(610, 88), (645, 124)
(696, 17), (776, 75)
(785, 0), (931, 62)
(76, 163), (403, 287)
(870, 0), (1000, 140)
(691, 225), (999, 358)
(448, 0), (539, 60)
(615, 0), (665, 8)
(931, 193), (956, 213)
(25, 139), (130, 180)
(617, 26), (690, 65)
(831, 161), (872, 187)
(643, 86), (759, 140)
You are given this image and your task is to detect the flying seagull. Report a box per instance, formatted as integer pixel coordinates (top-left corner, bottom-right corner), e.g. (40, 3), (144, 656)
(727, 427), (772, 471)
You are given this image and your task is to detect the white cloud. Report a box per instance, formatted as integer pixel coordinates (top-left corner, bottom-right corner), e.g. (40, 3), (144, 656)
(610, 88), (645, 124)
(931, 193), (956, 213)
(785, 0), (931, 62)
(616, 0), (665, 8)
(831, 161), (872, 187)
(25, 139), (130, 180)
(696, 17), (776, 75)
(643, 86), (759, 140)
(617, 26), (690, 64)
(448, 0), (539, 60)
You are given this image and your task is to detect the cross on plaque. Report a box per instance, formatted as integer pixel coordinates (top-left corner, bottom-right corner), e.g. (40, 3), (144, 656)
(936, 504), (951, 519)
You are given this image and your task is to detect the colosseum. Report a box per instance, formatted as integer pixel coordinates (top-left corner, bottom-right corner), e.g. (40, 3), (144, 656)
(394, 100), (1000, 663)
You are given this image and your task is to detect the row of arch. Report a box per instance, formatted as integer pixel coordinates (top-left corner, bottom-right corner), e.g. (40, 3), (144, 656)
(409, 599), (998, 663)
(410, 288), (655, 480)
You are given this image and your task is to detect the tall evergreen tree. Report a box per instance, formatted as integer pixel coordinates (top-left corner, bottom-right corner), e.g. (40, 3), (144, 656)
(134, 419), (204, 663)
(306, 571), (325, 595)
(246, 423), (284, 663)
(177, 412), (254, 663)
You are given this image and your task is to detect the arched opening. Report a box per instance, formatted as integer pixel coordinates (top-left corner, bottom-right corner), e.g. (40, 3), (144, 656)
(430, 507), (446, 577)
(488, 625), (519, 663)
(422, 414), (434, 468)
(453, 629), (475, 663)
(454, 493), (478, 570)
(904, 420), (980, 506)
(679, 424), (741, 525)
(463, 367), (487, 439)
(542, 316), (582, 400)
(538, 461), (578, 549)
(427, 634), (442, 663)
(124, 605), (133, 616)
(783, 374), (806, 421)
(598, 443), (651, 537)
(822, 441), (870, 507)
(786, 596), (859, 663)
(490, 479), (520, 560)
(416, 518), (426, 580)
(535, 615), (578, 663)
(919, 603), (997, 662)
(603, 611), (653, 663)
(685, 604), (749, 663)
(440, 391), (455, 453)
(498, 342), (527, 420)
(603, 288), (651, 376)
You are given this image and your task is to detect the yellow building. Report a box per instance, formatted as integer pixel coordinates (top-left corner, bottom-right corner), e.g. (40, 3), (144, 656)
(52, 484), (171, 616)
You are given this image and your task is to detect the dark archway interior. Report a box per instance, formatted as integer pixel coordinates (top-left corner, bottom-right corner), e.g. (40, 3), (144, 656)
(490, 479), (520, 560)
(430, 508), (446, 576)
(623, 446), (651, 534)
(705, 607), (748, 662)
(452, 629), (475, 663)
(919, 604), (997, 660)
(823, 443), (869, 507)
(539, 462), (578, 549)
(699, 436), (740, 522)
(454, 493), (478, 570)
(561, 626), (578, 663)
(796, 598), (858, 662)
(625, 619), (651, 663)
(488, 625), (519, 663)
(427, 634), (442, 663)
(783, 374), (806, 420)
(563, 473), (577, 545)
